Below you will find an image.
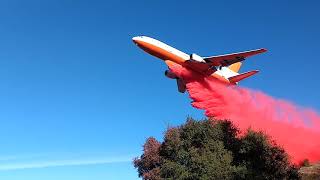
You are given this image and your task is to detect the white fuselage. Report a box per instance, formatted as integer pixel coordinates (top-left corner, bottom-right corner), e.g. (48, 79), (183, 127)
(132, 36), (239, 81)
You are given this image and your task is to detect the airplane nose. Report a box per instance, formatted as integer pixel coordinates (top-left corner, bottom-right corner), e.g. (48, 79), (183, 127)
(132, 36), (139, 44)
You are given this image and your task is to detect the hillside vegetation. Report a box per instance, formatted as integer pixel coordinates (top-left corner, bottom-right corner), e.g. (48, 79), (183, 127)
(134, 118), (303, 180)
(299, 162), (320, 180)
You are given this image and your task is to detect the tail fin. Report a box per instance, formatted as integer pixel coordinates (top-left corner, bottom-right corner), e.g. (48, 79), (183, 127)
(228, 70), (258, 84)
(229, 62), (242, 73)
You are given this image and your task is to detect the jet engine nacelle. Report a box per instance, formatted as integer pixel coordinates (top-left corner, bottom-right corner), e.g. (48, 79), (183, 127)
(165, 70), (186, 93)
(190, 53), (205, 63)
(165, 70), (178, 79)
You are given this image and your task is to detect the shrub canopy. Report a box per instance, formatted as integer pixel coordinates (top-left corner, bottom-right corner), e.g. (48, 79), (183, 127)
(134, 118), (300, 180)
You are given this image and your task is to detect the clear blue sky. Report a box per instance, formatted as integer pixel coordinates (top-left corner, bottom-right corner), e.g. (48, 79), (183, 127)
(0, 0), (319, 179)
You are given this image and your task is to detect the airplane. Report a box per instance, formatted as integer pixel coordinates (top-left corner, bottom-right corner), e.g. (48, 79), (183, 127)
(132, 36), (267, 93)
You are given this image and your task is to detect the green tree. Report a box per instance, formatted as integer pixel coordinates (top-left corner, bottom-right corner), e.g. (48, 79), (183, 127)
(237, 129), (300, 179)
(134, 118), (300, 180)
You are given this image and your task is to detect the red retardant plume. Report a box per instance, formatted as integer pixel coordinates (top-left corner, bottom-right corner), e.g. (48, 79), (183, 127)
(169, 64), (320, 164)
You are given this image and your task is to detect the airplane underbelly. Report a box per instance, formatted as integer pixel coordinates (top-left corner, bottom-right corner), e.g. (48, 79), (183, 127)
(139, 42), (186, 64)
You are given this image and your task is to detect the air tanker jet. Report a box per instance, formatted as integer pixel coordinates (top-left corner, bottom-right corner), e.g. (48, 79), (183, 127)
(132, 36), (267, 93)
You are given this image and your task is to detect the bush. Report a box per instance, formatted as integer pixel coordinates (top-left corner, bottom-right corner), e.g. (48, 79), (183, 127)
(134, 118), (300, 180)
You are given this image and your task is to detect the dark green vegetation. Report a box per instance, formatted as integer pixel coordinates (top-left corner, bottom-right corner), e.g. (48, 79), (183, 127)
(134, 118), (301, 180)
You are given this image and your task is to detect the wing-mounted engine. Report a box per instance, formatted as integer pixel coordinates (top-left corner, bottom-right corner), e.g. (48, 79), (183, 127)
(190, 53), (206, 63)
(176, 78), (186, 93)
(164, 70), (186, 93)
(165, 70), (178, 79)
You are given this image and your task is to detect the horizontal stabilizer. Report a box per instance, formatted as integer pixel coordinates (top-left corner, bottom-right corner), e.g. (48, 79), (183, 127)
(228, 70), (259, 83)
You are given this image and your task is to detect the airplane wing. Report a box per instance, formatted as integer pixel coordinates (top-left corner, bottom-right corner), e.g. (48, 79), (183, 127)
(166, 60), (215, 76)
(203, 48), (267, 67)
(184, 60), (216, 75)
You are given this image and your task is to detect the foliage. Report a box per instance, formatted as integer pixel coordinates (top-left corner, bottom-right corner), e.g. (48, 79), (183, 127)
(300, 159), (311, 167)
(133, 137), (161, 180)
(133, 118), (301, 180)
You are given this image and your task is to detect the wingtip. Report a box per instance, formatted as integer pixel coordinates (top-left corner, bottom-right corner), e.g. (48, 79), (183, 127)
(260, 48), (268, 52)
